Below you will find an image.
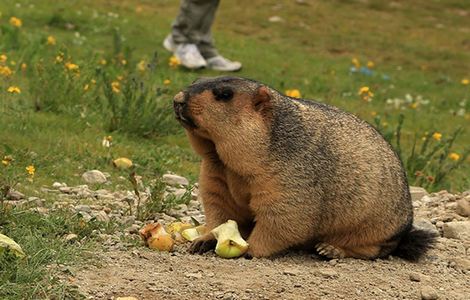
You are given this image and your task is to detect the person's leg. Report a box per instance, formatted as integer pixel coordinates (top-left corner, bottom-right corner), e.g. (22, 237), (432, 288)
(170, 0), (219, 56)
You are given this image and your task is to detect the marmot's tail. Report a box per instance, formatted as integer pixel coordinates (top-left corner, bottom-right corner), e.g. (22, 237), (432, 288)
(392, 227), (437, 261)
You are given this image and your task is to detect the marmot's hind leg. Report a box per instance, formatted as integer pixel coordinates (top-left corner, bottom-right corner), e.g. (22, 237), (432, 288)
(315, 242), (382, 259)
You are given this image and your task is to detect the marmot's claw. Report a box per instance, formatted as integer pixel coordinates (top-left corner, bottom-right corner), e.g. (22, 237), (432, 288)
(315, 242), (346, 259)
(189, 238), (217, 254)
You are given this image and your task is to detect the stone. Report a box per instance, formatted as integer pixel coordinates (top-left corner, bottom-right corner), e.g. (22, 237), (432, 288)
(162, 174), (189, 186)
(442, 221), (470, 240)
(268, 16), (283, 23)
(82, 170), (107, 184)
(410, 186), (428, 202)
(420, 286), (438, 300)
(59, 186), (72, 194)
(52, 182), (65, 188)
(317, 268), (338, 278)
(456, 199), (470, 217)
(451, 258), (470, 271)
(95, 210), (110, 223)
(283, 268), (300, 276)
(409, 272), (421, 282)
(184, 272), (203, 279)
(414, 219), (439, 235)
(7, 189), (24, 200)
(75, 204), (91, 213)
(65, 233), (78, 242)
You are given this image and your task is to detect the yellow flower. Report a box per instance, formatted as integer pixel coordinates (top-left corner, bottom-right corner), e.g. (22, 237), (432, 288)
(352, 57), (360, 68)
(409, 102), (418, 109)
(367, 61), (374, 68)
(100, 59), (107, 65)
(462, 78), (469, 85)
(102, 135), (113, 147)
(0, 66), (13, 77)
(137, 60), (146, 72)
(0, 54), (7, 64)
(55, 55), (64, 63)
(2, 155), (13, 167)
(116, 75), (124, 81)
(163, 79), (171, 85)
(121, 59), (127, 65)
(111, 81), (120, 93)
(83, 84), (90, 91)
(7, 86), (21, 94)
(21, 63), (27, 71)
(10, 60), (16, 66)
(432, 132), (442, 141)
(169, 55), (181, 68)
(448, 153), (460, 161)
(47, 35), (56, 45)
(91, 79), (96, 84)
(26, 165), (35, 176)
(358, 86), (374, 102)
(285, 89), (301, 98)
(65, 62), (79, 71)
(9, 17), (22, 27)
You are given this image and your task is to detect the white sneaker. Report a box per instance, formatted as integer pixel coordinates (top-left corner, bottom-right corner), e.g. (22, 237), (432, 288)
(163, 35), (176, 52)
(206, 55), (242, 72)
(163, 35), (206, 69)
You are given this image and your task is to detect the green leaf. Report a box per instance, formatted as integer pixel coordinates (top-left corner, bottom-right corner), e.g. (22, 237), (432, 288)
(0, 233), (26, 258)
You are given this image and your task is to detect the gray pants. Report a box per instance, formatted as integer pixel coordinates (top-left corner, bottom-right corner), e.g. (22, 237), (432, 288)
(171, 0), (220, 58)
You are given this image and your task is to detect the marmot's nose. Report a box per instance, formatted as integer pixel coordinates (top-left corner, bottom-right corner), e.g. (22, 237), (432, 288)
(174, 91), (185, 104)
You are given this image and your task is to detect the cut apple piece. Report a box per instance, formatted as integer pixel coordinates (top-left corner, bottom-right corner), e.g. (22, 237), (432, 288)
(211, 220), (249, 258)
(182, 225), (207, 242)
(139, 222), (175, 252)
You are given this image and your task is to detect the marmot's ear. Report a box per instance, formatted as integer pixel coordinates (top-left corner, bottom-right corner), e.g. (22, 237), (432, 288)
(253, 86), (272, 113)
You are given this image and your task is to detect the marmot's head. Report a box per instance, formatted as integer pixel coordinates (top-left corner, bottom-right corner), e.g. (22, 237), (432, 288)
(173, 76), (273, 140)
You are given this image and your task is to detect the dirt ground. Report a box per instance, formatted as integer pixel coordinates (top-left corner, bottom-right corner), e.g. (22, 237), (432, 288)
(61, 187), (469, 300)
(72, 240), (468, 300)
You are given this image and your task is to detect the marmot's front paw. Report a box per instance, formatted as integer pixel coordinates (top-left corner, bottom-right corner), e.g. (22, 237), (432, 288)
(189, 234), (217, 254)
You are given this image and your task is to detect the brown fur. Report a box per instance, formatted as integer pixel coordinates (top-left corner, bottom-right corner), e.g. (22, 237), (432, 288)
(175, 76), (435, 260)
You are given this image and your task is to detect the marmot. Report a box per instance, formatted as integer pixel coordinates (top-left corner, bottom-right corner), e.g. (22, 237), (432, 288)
(173, 76), (436, 260)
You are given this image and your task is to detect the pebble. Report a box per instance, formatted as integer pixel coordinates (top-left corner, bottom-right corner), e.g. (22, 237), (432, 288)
(162, 174), (189, 186)
(442, 221), (470, 240)
(420, 286), (438, 300)
(268, 16), (283, 23)
(410, 186), (428, 202)
(283, 268), (301, 276)
(451, 258), (470, 271)
(185, 272), (203, 279)
(75, 204), (91, 213)
(82, 170), (107, 184)
(409, 272), (421, 282)
(455, 199), (470, 217)
(95, 210), (110, 223)
(7, 190), (25, 200)
(65, 233), (79, 242)
(317, 268), (338, 278)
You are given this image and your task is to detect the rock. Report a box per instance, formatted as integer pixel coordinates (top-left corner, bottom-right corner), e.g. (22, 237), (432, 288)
(268, 16), (283, 23)
(409, 272), (421, 282)
(75, 204), (91, 213)
(283, 268), (300, 276)
(184, 272), (202, 279)
(410, 186), (428, 202)
(162, 174), (189, 186)
(414, 219), (439, 235)
(82, 170), (107, 184)
(420, 286), (438, 300)
(171, 188), (187, 200)
(7, 189), (24, 200)
(451, 258), (470, 271)
(65, 233), (78, 242)
(317, 268), (338, 278)
(442, 221), (470, 240)
(456, 199), (470, 217)
(52, 182), (65, 188)
(95, 210), (110, 223)
(59, 186), (72, 194)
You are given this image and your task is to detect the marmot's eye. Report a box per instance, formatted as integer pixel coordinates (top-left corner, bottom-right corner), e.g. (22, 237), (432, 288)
(212, 87), (234, 102)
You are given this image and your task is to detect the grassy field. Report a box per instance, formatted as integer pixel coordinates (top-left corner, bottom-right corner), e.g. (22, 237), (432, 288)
(0, 0), (469, 298)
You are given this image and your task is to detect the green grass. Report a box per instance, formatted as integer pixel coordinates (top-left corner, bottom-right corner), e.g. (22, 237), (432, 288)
(0, 0), (469, 297)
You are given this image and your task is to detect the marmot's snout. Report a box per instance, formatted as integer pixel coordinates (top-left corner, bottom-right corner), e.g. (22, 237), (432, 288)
(173, 91), (197, 129)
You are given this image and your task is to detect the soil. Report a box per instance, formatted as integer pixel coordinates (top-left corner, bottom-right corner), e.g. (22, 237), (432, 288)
(68, 188), (470, 300)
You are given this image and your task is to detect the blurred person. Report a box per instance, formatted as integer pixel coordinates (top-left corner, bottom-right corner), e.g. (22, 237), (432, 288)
(163, 0), (242, 72)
